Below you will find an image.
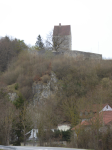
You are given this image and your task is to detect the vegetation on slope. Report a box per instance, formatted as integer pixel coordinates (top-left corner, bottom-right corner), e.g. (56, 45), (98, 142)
(0, 36), (28, 72)
(0, 43), (112, 148)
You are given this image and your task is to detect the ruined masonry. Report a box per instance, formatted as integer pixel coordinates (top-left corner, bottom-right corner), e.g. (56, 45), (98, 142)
(53, 23), (102, 60)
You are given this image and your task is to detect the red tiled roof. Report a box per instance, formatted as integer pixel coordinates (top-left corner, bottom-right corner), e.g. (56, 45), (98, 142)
(89, 111), (112, 125)
(81, 103), (109, 113)
(101, 111), (112, 125)
(53, 24), (71, 36)
(72, 111), (112, 130)
(71, 120), (90, 130)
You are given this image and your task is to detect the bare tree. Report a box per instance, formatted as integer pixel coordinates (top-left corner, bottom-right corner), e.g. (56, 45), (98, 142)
(0, 97), (19, 145)
(26, 104), (40, 145)
(46, 30), (70, 52)
(0, 36), (27, 72)
(20, 102), (31, 146)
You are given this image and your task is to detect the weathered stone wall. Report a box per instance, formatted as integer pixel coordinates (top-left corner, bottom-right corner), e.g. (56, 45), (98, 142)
(64, 50), (102, 60)
(52, 50), (102, 60)
(53, 35), (72, 52)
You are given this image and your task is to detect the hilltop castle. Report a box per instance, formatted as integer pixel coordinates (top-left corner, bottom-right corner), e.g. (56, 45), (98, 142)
(53, 23), (102, 60)
(53, 23), (72, 51)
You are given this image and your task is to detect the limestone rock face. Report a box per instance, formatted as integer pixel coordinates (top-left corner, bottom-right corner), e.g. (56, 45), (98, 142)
(8, 72), (57, 104)
(8, 92), (18, 101)
(32, 72), (57, 104)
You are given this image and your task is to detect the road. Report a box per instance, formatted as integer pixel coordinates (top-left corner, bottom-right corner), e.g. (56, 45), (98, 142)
(0, 145), (87, 150)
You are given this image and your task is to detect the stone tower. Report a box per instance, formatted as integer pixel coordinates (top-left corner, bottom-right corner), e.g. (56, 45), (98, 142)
(53, 23), (72, 52)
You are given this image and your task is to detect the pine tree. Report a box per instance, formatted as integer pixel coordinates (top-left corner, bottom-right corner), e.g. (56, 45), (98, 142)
(35, 35), (44, 50)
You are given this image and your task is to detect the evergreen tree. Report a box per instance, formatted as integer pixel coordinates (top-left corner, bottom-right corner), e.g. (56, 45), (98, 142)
(35, 35), (44, 50)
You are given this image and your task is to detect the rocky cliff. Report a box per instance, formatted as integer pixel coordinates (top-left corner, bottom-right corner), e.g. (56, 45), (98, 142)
(32, 72), (57, 104)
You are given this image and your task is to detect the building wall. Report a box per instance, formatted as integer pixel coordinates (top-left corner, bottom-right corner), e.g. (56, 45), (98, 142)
(57, 124), (71, 131)
(64, 50), (102, 60)
(100, 105), (112, 112)
(53, 35), (72, 52)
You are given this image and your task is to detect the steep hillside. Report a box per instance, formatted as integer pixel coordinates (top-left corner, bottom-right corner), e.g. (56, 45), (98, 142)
(1, 50), (112, 108)
(0, 50), (112, 145)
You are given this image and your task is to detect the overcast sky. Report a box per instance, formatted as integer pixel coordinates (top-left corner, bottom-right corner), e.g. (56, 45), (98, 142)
(0, 0), (112, 58)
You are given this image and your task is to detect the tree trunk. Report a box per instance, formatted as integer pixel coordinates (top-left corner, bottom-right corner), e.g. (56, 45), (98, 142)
(24, 128), (26, 146)
(6, 131), (10, 146)
(33, 129), (35, 146)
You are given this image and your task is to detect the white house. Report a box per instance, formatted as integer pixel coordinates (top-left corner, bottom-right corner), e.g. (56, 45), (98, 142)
(57, 123), (71, 131)
(25, 128), (55, 141)
(25, 129), (38, 140)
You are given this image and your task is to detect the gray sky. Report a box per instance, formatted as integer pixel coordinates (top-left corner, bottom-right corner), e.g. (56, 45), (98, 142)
(0, 0), (112, 58)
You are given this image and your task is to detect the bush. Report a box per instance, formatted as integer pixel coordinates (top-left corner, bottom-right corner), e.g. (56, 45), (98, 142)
(53, 129), (71, 141)
(2, 70), (18, 85)
(20, 86), (32, 100)
(14, 83), (19, 90)
(41, 74), (50, 83)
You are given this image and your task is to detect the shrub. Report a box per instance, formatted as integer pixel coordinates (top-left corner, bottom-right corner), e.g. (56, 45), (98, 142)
(2, 70), (18, 85)
(41, 74), (50, 83)
(20, 86), (32, 100)
(14, 83), (19, 90)
(53, 129), (71, 141)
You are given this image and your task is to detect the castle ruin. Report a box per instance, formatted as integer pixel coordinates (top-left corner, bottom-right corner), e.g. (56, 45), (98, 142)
(53, 23), (72, 51)
(53, 23), (102, 60)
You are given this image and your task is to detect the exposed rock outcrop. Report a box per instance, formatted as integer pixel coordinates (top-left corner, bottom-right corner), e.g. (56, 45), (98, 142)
(32, 72), (58, 104)
(8, 92), (18, 101)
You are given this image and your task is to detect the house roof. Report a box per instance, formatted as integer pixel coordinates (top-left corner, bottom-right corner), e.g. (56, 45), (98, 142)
(101, 111), (112, 125)
(80, 103), (109, 113)
(71, 120), (89, 130)
(53, 24), (71, 36)
(72, 111), (112, 130)
(80, 103), (110, 120)
(58, 123), (71, 126)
